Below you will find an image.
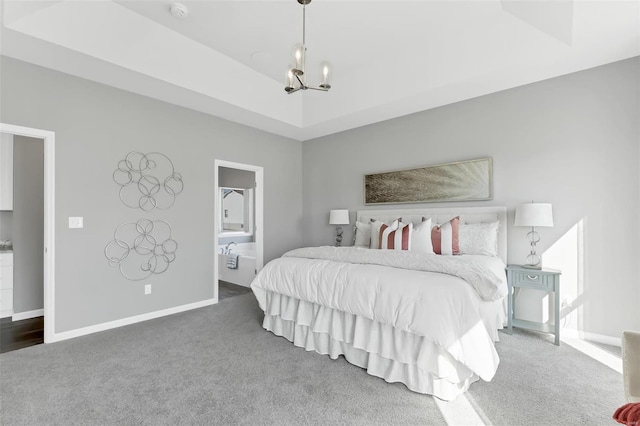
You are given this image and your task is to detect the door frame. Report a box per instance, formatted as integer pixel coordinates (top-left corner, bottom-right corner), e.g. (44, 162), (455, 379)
(213, 159), (263, 300)
(0, 123), (55, 344)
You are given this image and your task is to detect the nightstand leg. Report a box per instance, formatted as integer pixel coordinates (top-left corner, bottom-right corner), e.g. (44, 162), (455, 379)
(507, 280), (513, 335)
(554, 280), (560, 346)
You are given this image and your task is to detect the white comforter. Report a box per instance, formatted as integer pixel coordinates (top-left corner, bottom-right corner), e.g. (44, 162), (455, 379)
(251, 246), (507, 381)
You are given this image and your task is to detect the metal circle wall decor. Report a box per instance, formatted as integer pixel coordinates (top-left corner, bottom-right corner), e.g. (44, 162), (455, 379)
(105, 219), (178, 281)
(113, 151), (184, 211)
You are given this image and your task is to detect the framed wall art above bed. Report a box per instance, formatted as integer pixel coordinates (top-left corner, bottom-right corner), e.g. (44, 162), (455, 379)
(364, 157), (493, 205)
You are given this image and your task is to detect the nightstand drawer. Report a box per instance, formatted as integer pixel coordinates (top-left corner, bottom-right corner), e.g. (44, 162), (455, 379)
(512, 272), (554, 290)
(506, 265), (562, 345)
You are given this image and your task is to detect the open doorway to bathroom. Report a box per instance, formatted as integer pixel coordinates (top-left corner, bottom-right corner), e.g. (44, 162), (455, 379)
(0, 123), (55, 351)
(213, 160), (263, 302)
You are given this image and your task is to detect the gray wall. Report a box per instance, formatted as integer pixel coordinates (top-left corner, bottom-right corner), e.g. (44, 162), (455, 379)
(1, 57), (303, 333)
(0, 212), (12, 240)
(302, 57), (640, 339)
(12, 136), (45, 313)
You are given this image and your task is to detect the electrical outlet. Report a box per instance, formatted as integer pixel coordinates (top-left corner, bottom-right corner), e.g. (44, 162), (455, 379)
(144, 284), (151, 295)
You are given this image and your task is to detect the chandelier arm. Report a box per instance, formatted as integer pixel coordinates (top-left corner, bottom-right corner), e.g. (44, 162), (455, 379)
(294, 73), (306, 88)
(286, 87), (302, 95)
(307, 86), (329, 92)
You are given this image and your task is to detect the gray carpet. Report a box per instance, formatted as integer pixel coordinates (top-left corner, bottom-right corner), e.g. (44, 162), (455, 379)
(0, 294), (624, 425)
(218, 281), (252, 301)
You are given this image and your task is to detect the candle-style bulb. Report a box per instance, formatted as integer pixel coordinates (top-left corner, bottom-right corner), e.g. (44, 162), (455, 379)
(319, 62), (331, 89)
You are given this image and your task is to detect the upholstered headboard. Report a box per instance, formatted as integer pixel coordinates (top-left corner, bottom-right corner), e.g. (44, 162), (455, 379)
(356, 206), (508, 264)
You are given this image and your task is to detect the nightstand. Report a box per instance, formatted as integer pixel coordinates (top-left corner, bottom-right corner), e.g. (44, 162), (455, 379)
(506, 265), (562, 345)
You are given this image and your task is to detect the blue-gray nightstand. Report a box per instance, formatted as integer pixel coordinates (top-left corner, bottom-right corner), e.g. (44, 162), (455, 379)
(506, 265), (562, 346)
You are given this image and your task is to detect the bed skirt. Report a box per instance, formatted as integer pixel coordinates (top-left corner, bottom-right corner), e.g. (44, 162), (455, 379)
(261, 291), (480, 401)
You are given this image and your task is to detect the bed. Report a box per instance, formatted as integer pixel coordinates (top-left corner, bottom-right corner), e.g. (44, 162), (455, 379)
(251, 206), (508, 401)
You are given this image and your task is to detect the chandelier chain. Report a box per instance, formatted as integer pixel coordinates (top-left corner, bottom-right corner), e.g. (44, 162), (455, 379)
(302, 2), (306, 46)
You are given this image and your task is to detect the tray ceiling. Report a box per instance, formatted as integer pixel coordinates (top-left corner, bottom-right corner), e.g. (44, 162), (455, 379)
(1, 0), (638, 141)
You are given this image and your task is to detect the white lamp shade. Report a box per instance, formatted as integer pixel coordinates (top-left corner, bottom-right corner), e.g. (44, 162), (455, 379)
(514, 203), (554, 227)
(329, 209), (350, 225)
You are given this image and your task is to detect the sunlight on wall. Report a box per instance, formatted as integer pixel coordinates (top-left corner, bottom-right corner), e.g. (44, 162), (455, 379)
(541, 220), (621, 371)
(540, 219), (584, 330)
(513, 220), (582, 324)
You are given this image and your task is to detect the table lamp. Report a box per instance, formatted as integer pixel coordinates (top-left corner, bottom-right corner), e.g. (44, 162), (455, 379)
(329, 209), (350, 247)
(514, 202), (554, 269)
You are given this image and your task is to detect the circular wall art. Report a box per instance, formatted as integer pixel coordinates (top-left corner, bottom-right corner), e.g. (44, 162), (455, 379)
(104, 219), (178, 281)
(113, 151), (183, 211)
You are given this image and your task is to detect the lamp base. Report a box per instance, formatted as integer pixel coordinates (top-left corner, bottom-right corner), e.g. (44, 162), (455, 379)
(524, 229), (542, 269)
(522, 264), (542, 270)
(335, 226), (343, 247)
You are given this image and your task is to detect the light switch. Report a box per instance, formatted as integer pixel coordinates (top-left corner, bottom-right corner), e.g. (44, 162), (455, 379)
(69, 217), (84, 229)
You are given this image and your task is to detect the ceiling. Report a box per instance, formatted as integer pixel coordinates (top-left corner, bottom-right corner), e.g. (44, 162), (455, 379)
(1, 0), (639, 141)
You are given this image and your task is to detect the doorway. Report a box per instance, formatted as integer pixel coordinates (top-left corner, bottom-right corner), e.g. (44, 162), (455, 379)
(0, 123), (55, 346)
(213, 160), (263, 302)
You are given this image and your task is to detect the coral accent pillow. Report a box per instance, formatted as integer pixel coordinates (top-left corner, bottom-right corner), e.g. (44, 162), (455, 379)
(381, 222), (413, 250)
(432, 216), (460, 255)
(613, 403), (640, 426)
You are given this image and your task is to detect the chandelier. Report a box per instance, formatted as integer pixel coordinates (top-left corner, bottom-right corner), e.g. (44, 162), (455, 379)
(285, 0), (331, 94)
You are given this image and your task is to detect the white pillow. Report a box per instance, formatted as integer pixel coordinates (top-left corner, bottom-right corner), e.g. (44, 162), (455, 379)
(410, 217), (434, 254)
(459, 221), (499, 257)
(370, 218), (399, 249)
(353, 221), (371, 248)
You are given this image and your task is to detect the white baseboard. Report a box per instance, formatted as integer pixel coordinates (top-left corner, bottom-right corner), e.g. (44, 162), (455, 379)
(12, 309), (44, 321)
(49, 298), (218, 343)
(563, 329), (622, 347)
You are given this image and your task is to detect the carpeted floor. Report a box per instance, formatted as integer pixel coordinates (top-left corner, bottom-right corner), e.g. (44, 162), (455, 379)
(0, 293), (624, 425)
(218, 281), (252, 301)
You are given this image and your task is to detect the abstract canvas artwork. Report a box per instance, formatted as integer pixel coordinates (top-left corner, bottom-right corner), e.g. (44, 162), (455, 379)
(364, 158), (493, 204)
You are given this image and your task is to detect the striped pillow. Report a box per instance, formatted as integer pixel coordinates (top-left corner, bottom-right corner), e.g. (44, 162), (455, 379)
(381, 222), (413, 250)
(432, 216), (460, 255)
(369, 218), (400, 249)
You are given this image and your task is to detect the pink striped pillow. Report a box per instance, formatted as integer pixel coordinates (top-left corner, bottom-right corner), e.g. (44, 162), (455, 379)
(432, 216), (460, 255)
(369, 218), (400, 249)
(381, 222), (413, 250)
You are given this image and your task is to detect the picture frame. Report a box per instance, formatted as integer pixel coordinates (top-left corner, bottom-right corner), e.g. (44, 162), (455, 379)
(364, 157), (493, 205)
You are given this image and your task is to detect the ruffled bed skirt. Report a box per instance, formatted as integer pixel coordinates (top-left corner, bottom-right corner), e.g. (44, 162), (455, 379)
(261, 291), (480, 401)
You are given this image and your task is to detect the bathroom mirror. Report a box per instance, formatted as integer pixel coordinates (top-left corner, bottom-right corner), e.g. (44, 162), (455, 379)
(219, 187), (254, 236)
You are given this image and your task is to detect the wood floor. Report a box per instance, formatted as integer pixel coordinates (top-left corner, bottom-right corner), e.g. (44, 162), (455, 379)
(0, 283), (250, 354)
(0, 316), (44, 354)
